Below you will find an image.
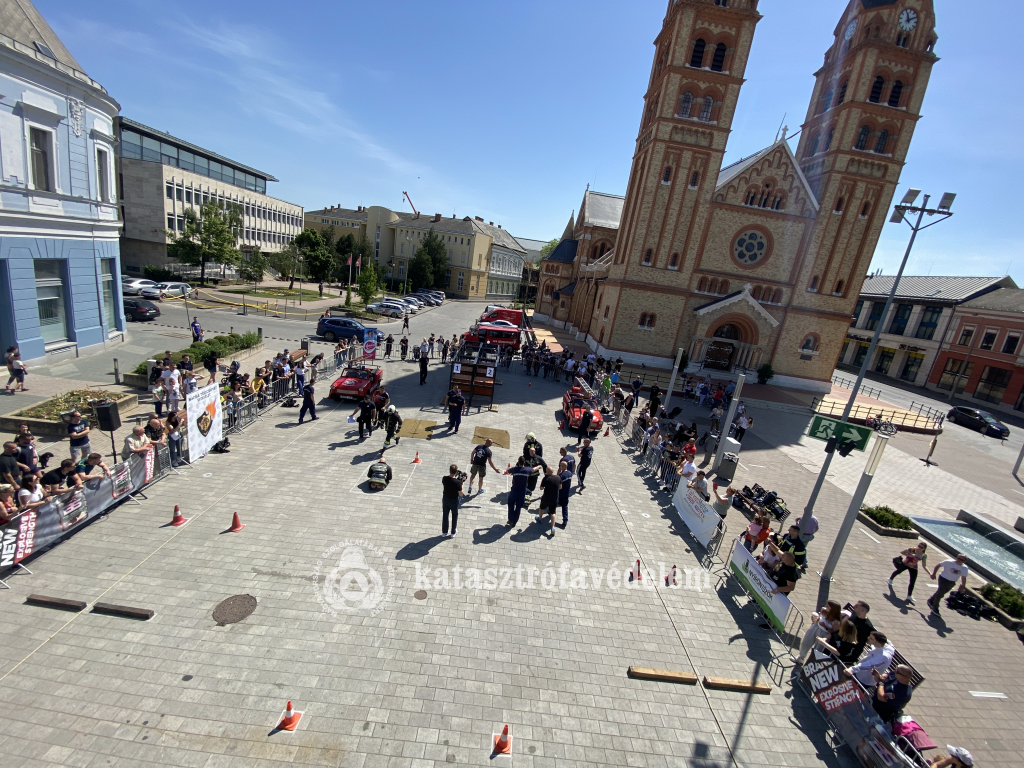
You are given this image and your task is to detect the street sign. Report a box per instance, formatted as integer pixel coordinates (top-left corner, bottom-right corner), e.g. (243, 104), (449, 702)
(808, 415), (873, 452)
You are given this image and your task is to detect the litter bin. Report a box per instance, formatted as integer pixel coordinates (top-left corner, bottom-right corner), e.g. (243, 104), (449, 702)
(703, 433), (720, 465)
(716, 452), (739, 484)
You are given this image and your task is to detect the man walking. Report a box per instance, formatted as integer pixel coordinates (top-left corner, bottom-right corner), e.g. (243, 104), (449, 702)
(927, 553), (969, 614)
(190, 316), (203, 343)
(524, 446), (546, 502)
(576, 407), (593, 447)
(444, 385), (465, 433)
(505, 457), (540, 528)
(577, 438), (593, 493)
(441, 464), (465, 538)
(469, 438), (500, 494)
(298, 380), (318, 424)
(351, 394), (376, 439)
(382, 405), (403, 446)
(534, 465), (560, 538)
(557, 460), (573, 528)
(419, 351), (429, 385)
(402, 313), (410, 333)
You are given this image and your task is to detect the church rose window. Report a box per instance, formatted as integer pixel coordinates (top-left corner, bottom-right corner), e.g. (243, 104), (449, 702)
(732, 229), (771, 267)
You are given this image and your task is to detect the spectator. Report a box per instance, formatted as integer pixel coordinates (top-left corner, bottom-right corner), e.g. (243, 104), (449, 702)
(870, 664), (915, 722)
(75, 452), (111, 481)
(469, 438), (500, 494)
(145, 414), (167, 449)
(846, 600), (875, 659)
(17, 474), (47, 511)
(557, 460), (573, 528)
(298, 380), (318, 424)
(927, 554), (969, 615)
(687, 470), (709, 500)
(382, 405), (403, 446)
(889, 542), (928, 605)
(710, 404), (724, 434)
(352, 394), (376, 440)
(928, 747), (974, 767)
(524, 447), (546, 502)
(66, 411), (92, 462)
(178, 354), (194, 373)
(842, 631), (895, 686)
(444, 385), (465, 433)
(1, 442), (26, 490)
(711, 484), (735, 519)
(7, 350), (27, 392)
(428, 334), (435, 358)
(121, 426), (152, 460)
(679, 456), (697, 487)
(797, 600), (842, 662)
(770, 551), (799, 595)
(419, 349), (429, 385)
(0, 484), (16, 524)
(577, 438), (593, 493)
(249, 371), (265, 406)
(795, 512), (819, 544)
(735, 414), (753, 442)
(384, 334), (394, 359)
(42, 458), (82, 494)
(190, 316), (203, 343)
(599, 372), (612, 405)
(16, 434), (40, 481)
(682, 437), (698, 462)
(534, 465), (560, 538)
(441, 464), (465, 538)
(152, 379), (168, 417)
(203, 352), (219, 385)
(770, 525), (808, 568)
(294, 357), (308, 393)
(814, 618), (860, 664)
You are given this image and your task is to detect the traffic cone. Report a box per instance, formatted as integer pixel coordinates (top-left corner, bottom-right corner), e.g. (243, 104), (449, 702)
(630, 559), (642, 582)
(492, 724), (512, 755)
(412, 452), (422, 464)
(228, 511), (245, 532)
(604, 426), (610, 437)
(666, 564), (678, 587)
(559, 419), (565, 429)
(277, 700), (302, 731)
(528, 381), (531, 387)
(169, 505), (188, 527)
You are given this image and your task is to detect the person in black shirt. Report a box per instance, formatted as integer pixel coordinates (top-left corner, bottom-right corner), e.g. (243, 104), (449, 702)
(41, 459), (82, 494)
(384, 334), (394, 359)
(367, 456), (392, 490)
(523, 447), (546, 502)
(400, 336), (409, 360)
(848, 600), (875, 659)
(419, 353), (428, 385)
(444, 386), (465, 433)
(298, 381), (318, 424)
(469, 439), (500, 494)
(441, 464), (465, 538)
(557, 461), (573, 528)
(523, 432), (543, 459)
(351, 395), (376, 439)
(576, 407), (594, 446)
(505, 457), (540, 528)
(577, 438), (594, 492)
(534, 465), (560, 538)
(0, 442), (24, 490)
(382, 405), (403, 446)
(770, 552), (799, 595)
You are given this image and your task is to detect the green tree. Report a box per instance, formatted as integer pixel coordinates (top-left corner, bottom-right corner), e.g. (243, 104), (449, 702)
(356, 259), (379, 306)
(268, 242), (300, 289)
(238, 247), (269, 291)
(539, 237), (560, 263)
(294, 228), (335, 285)
(166, 201), (243, 285)
(335, 233), (355, 281)
(408, 250), (433, 291)
(417, 229), (449, 290)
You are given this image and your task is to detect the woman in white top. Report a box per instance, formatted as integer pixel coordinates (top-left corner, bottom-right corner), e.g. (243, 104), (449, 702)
(17, 474), (47, 511)
(798, 599), (842, 662)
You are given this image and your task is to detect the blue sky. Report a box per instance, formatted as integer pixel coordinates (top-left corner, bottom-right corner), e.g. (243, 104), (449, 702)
(44, 0), (1020, 280)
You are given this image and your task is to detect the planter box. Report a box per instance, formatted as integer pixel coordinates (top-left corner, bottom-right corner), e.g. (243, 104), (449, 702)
(857, 511), (919, 539)
(0, 393), (140, 437)
(966, 586), (1023, 631)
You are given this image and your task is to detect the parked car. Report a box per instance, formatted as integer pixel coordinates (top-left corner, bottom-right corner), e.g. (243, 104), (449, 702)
(486, 320), (517, 328)
(417, 289), (444, 303)
(122, 298), (161, 321)
(156, 281), (193, 297)
(946, 407), (1010, 438)
(401, 296), (425, 306)
(390, 299), (419, 313)
(316, 317), (384, 343)
(415, 294), (441, 306)
(367, 303), (403, 318)
(122, 278), (158, 296)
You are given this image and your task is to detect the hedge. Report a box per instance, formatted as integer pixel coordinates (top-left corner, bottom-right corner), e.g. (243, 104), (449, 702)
(860, 504), (914, 531)
(980, 583), (1024, 619)
(133, 331), (261, 375)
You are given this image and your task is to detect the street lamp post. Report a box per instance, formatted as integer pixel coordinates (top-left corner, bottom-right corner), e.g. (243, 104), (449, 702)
(799, 188), (955, 582)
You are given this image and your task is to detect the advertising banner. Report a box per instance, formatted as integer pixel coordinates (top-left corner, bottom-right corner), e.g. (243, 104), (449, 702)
(671, 484), (723, 548)
(729, 538), (793, 631)
(362, 337), (378, 360)
(143, 447), (155, 483)
(186, 383), (222, 461)
(110, 462), (132, 499)
(802, 652), (917, 768)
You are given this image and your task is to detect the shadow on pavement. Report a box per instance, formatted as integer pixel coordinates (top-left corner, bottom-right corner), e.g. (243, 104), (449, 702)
(395, 535), (447, 560)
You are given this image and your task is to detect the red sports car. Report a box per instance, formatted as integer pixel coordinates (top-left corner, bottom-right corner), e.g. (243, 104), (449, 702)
(561, 379), (603, 435)
(330, 366), (383, 401)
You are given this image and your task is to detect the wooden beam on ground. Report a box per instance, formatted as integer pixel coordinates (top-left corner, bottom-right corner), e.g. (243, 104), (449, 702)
(627, 666), (698, 685)
(26, 594), (87, 612)
(702, 676), (772, 694)
(92, 602), (155, 621)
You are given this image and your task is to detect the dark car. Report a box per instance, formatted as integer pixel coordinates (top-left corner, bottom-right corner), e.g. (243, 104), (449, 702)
(123, 298), (161, 321)
(316, 316), (384, 344)
(946, 406), (1010, 438)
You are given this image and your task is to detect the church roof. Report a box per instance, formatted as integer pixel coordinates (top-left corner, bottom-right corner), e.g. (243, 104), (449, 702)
(553, 281), (578, 298)
(693, 289), (780, 328)
(961, 288), (1024, 314)
(716, 137), (820, 209)
(859, 275), (1016, 303)
(0, 0), (85, 73)
(544, 239), (579, 264)
(861, 0), (899, 8)
(580, 190), (625, 229)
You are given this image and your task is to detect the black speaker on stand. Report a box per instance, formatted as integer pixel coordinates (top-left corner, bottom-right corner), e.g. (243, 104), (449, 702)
(93, 400), (121, 461)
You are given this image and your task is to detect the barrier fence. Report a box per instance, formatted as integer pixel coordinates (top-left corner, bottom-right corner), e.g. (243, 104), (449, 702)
(810, 398), (944, 431)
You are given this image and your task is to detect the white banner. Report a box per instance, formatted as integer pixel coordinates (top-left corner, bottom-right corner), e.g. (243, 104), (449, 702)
(729, 539), (793, 632)
(671, 484), (723, 548)
(185, 383), (222, 461)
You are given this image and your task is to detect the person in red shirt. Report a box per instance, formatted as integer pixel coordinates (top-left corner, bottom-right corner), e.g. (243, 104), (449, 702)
(682, 438), (698, 461)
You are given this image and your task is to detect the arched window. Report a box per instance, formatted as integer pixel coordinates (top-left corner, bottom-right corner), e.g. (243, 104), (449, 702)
(774, 196), (785, 211)
(713, 324), (740, 340)
(663, 166), (672, 183)
(896, 33), (909, 48)
(751, 286), (763, 301)
(711, 43), (727, 72)
(599, 328), (605, 343)
(820, 88), (834, 114)
(690, 39), (706, 68)
(719, 280), (730, 295)
(643, 248), (653, 265)
(669, 253), (679, 269)
(678, 92), (693, 118)
(855, 125), (870, 150)
(874, 129), (889, 154)
(834, 197), (844, 213)
(603, 305), (609, 319)
(869, 76), (885, 103)
(809, 134), (820, 156)
(699, 96), (714, 122)
(709, 278), (720, 294)
(825, 128), (835, 151)
(888, 80), (904, 107)
(690, 171), (700, 187)
(646, 314), (656, 329)
(927, 39), (935, 52)
(543, 283), (552, 297)
(801, 335), (820, 352)
(836, 82), (848, 106)
(810, 275), (820, 291)
(697, 276), (708, 292)
(834, 280), (845, 295)
(771, 288), (782, 303)
(639, 313), (648, 327)
(861, 202), (871, 218)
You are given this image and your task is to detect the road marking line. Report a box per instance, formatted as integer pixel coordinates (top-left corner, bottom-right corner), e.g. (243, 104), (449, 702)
(747, 464), (766, 468)
(739, 463), (748, 470)
(859, 528), (881, 544)
(969, 691), (1007, 699)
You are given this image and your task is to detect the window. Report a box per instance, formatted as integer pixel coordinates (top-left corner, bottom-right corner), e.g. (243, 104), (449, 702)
(836, 82), (848, 106)
(752, 285), (763, 301)
(900, 353), (924, 382)
(697, 277), (708, 292)
(714, 0), (728, 6)
(887, 303), (913, 335)
(833, 280), (845, 296)
(29, 128), (53, 192)
(834, 197), (845, 213)
(855, 126), (870, 150)
(809, 275), (819, 292)
(980, 330), (998, 350)
(853, 342), (870, 367)
(101, 258), (117, 331)
(167, 213), (176, 230)
(865, 301), (885, 331)
(801, 335), (820, 353)
(663, 167), (672, 183)
(809, 134), (820, 156)
(35, 260), (67, 344)
(690, 39), (706, 68)
(699, 96), (714, 122)
(874, 129), (889, 154)
(603, 306), (609, 319)
(678, 92), (693, 118)
(1002, 334), (1020, 355)
(771, 288), (783, 304)
(690, 171), (700, 187)
(888, 80), (904, 107)
(869, 76), (885, 103)
(643, 248), (653, 265)
(915, 306), (942, 340)
(639, 313), (656, 329)
(861, 202), (871, 217)
(457, 272), (464, 291)
(710, 43), (727, 72)
(175, 186), (183, 201)
(166, 183), (173, 200)
(825, 128), (834, 151)
(96, 148), (110, 202)
(875, 348), (895, 374)
(975, 366), (1013, 404)
(957, 326), (975, 347)
(709, 278), (720, 294)
(186, 190), (193, 205)
(937, 357), (973, 393)
(669, 253), (679, 270)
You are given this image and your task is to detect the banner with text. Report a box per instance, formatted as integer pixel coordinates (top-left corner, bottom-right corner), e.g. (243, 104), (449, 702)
(672, 484), (723, 548)
(729, 538), (793, 632)
(185, 383), (222, 460)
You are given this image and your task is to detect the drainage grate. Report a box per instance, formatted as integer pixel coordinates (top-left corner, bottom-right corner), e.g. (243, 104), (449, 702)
(212, 594), (257, 626)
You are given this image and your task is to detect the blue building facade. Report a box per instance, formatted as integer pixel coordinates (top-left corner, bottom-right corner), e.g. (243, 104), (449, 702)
(0, 1), (124, 364)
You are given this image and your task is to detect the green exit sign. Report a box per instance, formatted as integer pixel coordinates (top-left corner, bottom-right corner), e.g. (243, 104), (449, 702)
(808, 415), (873, 452)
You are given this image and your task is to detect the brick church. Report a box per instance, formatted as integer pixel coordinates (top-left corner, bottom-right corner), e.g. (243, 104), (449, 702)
(534, 0), (938, 392)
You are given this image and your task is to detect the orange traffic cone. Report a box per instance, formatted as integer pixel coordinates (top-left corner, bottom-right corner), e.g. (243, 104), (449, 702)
(170, 505), (188, 527)
(604, 426), (610, 437)
(666, 564), (678, 587)
(277, 700), (302, 731)
(228, 511), (245, 532)
(493, 724), (512, 755)
(412, 452), (422, 464)
(630, 559), (642, 582)
(559, 419), (565, 429)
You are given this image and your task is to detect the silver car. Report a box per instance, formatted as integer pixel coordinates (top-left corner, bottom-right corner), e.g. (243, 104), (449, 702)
(122, 278), (158, 296)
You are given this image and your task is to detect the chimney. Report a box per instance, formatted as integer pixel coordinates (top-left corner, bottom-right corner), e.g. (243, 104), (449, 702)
(498, 225), (502, 229)
(475, 216), (483, 222)
(433, 213), (441, 222)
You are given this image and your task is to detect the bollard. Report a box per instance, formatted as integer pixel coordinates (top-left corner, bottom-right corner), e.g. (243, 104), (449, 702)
(230, 326), (234, 335)
(113, 358), (121, 385)
(257, 327), (263, 340)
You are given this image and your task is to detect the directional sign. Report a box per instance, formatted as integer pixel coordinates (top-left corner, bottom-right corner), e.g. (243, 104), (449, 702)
(808, 415), (873, 452)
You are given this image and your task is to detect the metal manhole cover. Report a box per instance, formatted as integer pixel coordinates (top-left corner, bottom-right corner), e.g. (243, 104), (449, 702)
(414, 590), (428, 600)
(212, 594), (257, 626)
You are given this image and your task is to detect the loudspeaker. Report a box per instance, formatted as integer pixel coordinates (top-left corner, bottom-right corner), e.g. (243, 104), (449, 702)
(94, 401), (121, 432)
